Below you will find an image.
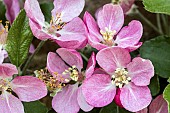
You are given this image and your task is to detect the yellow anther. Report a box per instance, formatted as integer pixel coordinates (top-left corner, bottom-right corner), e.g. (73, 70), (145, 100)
(111, 68), (131, 88)
(100, 27), (116, 46)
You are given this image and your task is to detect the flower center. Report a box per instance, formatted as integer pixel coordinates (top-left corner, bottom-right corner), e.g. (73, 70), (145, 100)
(100, 27), (116, 46)
(111, 68), (131, 88)
(0, 79), (11, 93)
(48, 13), (66, 34)
(62, 65), (79, 82)
(0, 20), (9, 45)
(35, 69), (65, 95)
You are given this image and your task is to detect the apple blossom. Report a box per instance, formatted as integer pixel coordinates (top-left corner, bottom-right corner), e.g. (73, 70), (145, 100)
(82, 47), (154, 112)
(84, 4), (142, 51)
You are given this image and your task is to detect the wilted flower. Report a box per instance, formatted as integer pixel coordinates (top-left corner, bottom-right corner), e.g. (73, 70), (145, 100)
(136, 95), (168, 113)
(0, 63), (47, 113)
(24, 0), (87, 49)
(36, 48), (96, 113)
(84, 4), (142, 51)
(112, 0), (135, 14)
(82, 47), (154, 112)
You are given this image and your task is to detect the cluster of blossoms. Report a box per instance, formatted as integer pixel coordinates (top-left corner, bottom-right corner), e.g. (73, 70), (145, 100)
(0, 0), (156, 113)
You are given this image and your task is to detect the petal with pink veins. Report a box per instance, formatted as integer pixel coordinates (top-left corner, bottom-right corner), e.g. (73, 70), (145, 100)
(97, 4), (124, 33)
(149, 95), (168, 113)
(47, 52), (69, 75)
(0, 63), (18, 78)
(10, 76), (47, 102)
(56, 17), (87, 49)
(24, 0), (45, 26)
(115, 20), (143, 51)
(85, 52), (96, 78)
(52, 83), (79, 113)
(96, 47), (131, 74)
(83, 12), (107, 50)
(52, 0), (85, 22)
(77, 86), (93, 112)
(0, 91), (24, 113)
(82, 74), (116, 107)
(29, 19), (52, 40)
(127, 57), (154, 86)
(57, 48), (83, 71)
(120, 83), (152, 112)
(3, 0), (20, 24)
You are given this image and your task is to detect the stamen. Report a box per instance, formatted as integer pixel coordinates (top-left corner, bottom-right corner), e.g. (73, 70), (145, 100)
(100, 27), (116, 46)
(48, 13), (66, 34)
(35, 69), (65, 94)
(111, 68), (131, 88)
(63, 65), (79, 82)
(0, 79), (12, 94)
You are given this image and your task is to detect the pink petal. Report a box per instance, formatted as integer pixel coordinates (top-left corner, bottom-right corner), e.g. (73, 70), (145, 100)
(120, 83), (152, 112)
(10, 76), (47, 102)
(3, 0), (20, 24)
(52, 0), (85, 22)
(57, 48), (83, 71)
(0, 91), (24, 113)
(29, 19), (52, 40)
(56, 17), (87, 49)
(96, 47), (131, 74)
(0, 49), (7, 64)
(127, 57), (154, 86)
(52, 83), (80, 113)
(85, 52), (96, 78)
(29, 43), (35, 54)
(120, 0), (135, 14)
(149, 95), (168, 113)
(47, 52), (69, 75)
(93, 68), (108, 75)
(115, 20), (143, 51)
(83, 11), (107, 50)
(24, 0), (45, 26)
(97, 4), (124, 33)
(136, 108), (148, 113)
(77, 86), (93, 112)
(0, 63), (18, 78)
(82, 74), (116, 107)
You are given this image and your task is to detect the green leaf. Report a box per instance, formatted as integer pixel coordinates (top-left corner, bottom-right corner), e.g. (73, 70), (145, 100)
(23, 101), (48, 113)
(40, 2), (54, 22)
(140, 36), (170, 78)
(143, 0), (170, 15)
(149, 75), (160, 96)
(5, 9), (33, 67)
(99, 102), (131, 113)
(168, 78), (170, 83)
(163, 84), (170, 113)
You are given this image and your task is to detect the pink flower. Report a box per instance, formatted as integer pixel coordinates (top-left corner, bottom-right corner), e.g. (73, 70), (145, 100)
(0, 63), (47, 113)
(112, 0), (135, 14)
(3, 0), (20, 24)
(24, 0), (87, 49)
(136, 95), (168, 113)
(45, 48), (96, 113)
(84, 4), (143, 51)
(82, 47), (154, 112)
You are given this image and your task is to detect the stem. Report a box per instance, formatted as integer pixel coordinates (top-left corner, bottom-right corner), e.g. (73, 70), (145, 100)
(17, 67), (22, 76)
(117, 106), (119, 113)
(161, 14), (169, 35)
(22, 40), (46, 75)
(156, 14), (163, 34)
(137, 10), (163, 35)
(80, 52), (88, 62)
